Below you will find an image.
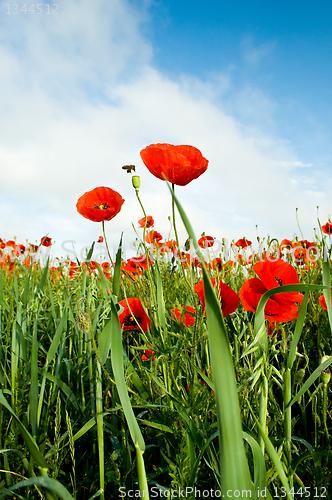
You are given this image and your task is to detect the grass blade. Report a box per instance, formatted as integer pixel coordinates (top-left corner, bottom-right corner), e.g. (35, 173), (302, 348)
(167, 181), (253, 493)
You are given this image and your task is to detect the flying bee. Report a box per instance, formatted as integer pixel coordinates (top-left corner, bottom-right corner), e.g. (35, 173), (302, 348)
(122, 165), (136, 173)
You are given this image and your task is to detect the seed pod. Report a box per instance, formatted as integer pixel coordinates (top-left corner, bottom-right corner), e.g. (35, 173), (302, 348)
(132, 175), (140, 189)
(320, 355), (331, 386)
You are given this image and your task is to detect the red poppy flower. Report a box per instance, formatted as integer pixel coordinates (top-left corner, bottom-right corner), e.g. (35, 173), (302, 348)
(280, 239), (292, 249)
(5, 240), (16, 248)
(141, 349), (155, 361)
(97, 236), (104, 243)
(138, 216), (154, 228)
(292, 239), (315, 250)
(140, 143), (208, 186)
(14, 244), (26, 256)
(124, 254), (153, 274)
(319, 294), (332, 310)
(76, 186), (124, 223)
(29, 244), (39, 253)
(171, 306), (196, 326)
(235, 238), (252, 249)
(198, 235), (215, 248)
(164, 240), (177, 251)
(81, 260), (98, 274)
(322, 222), (332, 235)
(145, 230), (163, 244)
(194, 278), (239, 317)
(211, 258), (223, 271)
(118, 298), (150, 332)
(101, 261), (111, 273)
(239, 257), (303, 323)
(293, 247), (306, 265)
(41, 236), (52, 247)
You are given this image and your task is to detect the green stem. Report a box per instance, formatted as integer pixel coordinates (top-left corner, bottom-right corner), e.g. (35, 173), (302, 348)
(38, 468), (56, 500)
(171, 183), (186, 276)
(258, 374), (268, 456)
(135, 188), (164, 340)
(102, 221), (114, 267)
(95, 360), (105, 500)
(323, 384), (330, 439)
(284, 368), (293, 485)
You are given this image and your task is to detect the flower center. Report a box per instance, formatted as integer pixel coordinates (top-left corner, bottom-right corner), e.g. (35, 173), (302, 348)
(123, 314), (141, 327)
(275, 276), (284, 286)
(93, 202), (111, 210)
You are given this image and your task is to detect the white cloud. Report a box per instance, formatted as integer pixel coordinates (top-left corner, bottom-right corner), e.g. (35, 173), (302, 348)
(0, 0), (330, 260)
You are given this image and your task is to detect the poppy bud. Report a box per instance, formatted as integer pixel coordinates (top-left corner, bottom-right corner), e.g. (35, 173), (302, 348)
(320, 355), (331, 386)
(132, 175), (140, 189)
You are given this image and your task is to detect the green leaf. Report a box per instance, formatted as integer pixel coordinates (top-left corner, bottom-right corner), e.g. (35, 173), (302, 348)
(0, 390), (49, 469)
(109, 297), (145, 451)
(287, 291), (309, 369)
(113, 233), (123, 299)
(243, 432), (268, 493)
(38, 256), (50, 292)
(0, 477), (74, 500)
(287, 356), (332, 408)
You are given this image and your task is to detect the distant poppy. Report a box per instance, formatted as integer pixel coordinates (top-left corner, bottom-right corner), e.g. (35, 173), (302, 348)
(76, 186), (124, 223)
(124, 254), (153, 274)
(118, 298), (150, 332)
(280, 239), (292, 249)
(322, 222), (332, 235)
(319, 294), (332, 310)
(164, 240), (177, 251)
(41, 236), (52, 247)
(140, 143), (208, 186)
(235, 238), (252, 249)
(198, 235), (215, 248)
(5, 240), (16, 248)
(145, 230), (163, 244)
(292, 247), (306, 265)
(293, 239), (316, 250)
(97, 236), (104, 243)
(239, 257), (303, 323)
(211, 258), (223, 271)
(29, 244), (39, 253)
(81, 260), (98, 274)
(194, 278), (239, 317)
(101, 261), (111, 273)
(141, 349), (155, 361)
(14, 244), (26, 256)
(138, 216), (154, 228)
(171, 306), (196, 326)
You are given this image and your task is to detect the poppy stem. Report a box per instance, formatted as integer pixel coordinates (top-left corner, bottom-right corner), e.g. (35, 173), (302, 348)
(171, 183), (185, 277)
(135, 188), (164, 340)
(102, 221), (114, 267)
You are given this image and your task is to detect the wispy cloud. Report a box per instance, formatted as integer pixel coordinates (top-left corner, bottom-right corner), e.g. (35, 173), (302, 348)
(241, 35), (276, 66)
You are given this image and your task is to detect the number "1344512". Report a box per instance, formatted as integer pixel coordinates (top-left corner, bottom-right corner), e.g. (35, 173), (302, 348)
(6, 4), (58, 14)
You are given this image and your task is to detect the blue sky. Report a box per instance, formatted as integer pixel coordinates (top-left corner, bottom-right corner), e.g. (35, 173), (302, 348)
(148, 0), (332, 165)
(1, 0), (331, 261)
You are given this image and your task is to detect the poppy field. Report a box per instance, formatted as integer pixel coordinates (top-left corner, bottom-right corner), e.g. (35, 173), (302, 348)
(0, 143), (332, 499)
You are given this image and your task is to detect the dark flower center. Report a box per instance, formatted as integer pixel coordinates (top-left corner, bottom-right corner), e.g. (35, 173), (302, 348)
(93, 202), (111, 210)
(275, 276), (284, 286)
(123, 314), (141, 327)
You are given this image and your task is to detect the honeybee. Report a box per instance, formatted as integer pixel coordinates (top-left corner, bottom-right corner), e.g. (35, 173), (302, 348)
(122, 165), (136, 173)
